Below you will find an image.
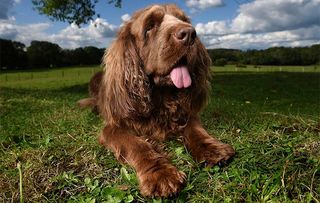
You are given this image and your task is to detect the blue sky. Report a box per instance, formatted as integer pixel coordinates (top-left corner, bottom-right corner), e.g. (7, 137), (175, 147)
(1, 0), (319, 49)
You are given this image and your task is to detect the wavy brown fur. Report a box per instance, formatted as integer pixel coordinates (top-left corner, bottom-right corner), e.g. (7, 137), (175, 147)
(77, 70), (103, 113)
(80, 4), (235, 197)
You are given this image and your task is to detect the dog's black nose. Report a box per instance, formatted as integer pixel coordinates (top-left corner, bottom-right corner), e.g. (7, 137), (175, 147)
(174, 27), (196, 46)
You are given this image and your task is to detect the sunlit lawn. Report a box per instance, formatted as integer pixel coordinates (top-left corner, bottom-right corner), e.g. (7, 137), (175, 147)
(1, 65), (319, 202)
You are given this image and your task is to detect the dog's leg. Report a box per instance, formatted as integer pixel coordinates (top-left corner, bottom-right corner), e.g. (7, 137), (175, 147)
(99, 126), (185, 197)
(183, 118), (235, 167)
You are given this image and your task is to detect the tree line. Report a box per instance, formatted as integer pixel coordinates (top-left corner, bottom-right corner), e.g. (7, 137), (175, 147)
(209, 45), (320, 66)
(0, 39), (104, 69)
(1, 38), (319, 70)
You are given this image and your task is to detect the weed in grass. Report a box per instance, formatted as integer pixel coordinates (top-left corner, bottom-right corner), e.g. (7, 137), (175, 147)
(0, 66), (319, 202)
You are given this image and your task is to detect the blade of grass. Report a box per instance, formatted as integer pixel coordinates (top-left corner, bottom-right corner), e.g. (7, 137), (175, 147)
(17, 162), (23, 203)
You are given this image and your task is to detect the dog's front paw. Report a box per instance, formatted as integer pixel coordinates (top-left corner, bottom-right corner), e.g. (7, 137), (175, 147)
(193, 141), (235, 167)
(138, 163), (186, 197)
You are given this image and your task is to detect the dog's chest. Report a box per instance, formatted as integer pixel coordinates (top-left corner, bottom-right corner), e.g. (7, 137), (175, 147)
(148, 89), (191, 139)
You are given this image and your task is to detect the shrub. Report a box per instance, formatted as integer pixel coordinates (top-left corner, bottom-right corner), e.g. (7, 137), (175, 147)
(236, 63), (247, 68)
(214, 58), (227, 66)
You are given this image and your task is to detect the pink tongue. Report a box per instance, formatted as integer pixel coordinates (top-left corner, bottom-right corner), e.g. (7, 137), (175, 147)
(170, 66), (192, 88)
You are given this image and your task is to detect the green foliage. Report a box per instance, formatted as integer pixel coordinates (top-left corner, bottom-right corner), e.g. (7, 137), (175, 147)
(0, 39), (28, 69)
(208, 48), (242, 63)
(0, 39), (105, 69)
(62, 46), (104, 66)
(0, 66), (319, 202)
(208, 44), (320, 66)
(32, 0), (122, 26)
(213, 58), (227, 66)
(27, 40), (62, 68)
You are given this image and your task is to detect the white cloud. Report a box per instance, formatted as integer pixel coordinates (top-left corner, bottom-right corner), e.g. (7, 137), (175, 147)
(121, 14), (131, 22)
(231, 0), (320, 33)
(57, 14), (132, 47)
(0, 18), (118, 49)
(195, 21), (231, 36)
(186, 0), (224, 10)
(195, 0), (320, 49)
(0, 19), (18, 39)
(185, 0), (224, 13)
(0, 0), (20, 19)
(0, 19), (50, 44)
(199, 26), (320, 49)
(51, 18), (117, 48)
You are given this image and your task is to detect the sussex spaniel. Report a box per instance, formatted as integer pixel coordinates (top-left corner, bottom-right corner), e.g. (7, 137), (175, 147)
(79, 4), (235, 198)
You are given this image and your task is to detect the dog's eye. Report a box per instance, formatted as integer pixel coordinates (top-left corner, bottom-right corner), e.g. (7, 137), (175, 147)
(144, 23), (155, 39)
(145, 23), (154, 33)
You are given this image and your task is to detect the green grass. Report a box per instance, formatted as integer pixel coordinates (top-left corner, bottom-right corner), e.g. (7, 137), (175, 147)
(1, 66), (319, 202)
(0, 66), (100, 89)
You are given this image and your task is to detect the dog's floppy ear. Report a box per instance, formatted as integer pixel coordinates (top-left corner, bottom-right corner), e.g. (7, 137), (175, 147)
(99, 22), (152, 126)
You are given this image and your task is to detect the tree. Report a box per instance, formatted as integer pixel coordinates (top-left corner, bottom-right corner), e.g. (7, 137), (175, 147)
(213, 58), (227, 66)
(72, 47), (87, 65)
(207, 48), (242, 65)
(27, 41), (62, 68)
(32, 0), (122, 26)
(0, 39), (28, 69)
(83, 46), (104, 64)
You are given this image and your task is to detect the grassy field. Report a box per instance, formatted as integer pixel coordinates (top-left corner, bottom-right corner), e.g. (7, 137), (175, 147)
(0, 65), (319, 202)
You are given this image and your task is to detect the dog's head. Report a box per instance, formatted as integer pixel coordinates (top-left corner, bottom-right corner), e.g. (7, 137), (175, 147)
(100, 4), (210, 125)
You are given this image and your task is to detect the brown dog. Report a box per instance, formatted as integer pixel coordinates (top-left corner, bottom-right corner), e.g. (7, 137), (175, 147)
(78, 4), (235, 197)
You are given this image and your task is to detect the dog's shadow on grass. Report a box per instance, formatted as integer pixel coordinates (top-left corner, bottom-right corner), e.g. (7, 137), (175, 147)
(59, 83), (88, 94)
(1, 83), (89, 101)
